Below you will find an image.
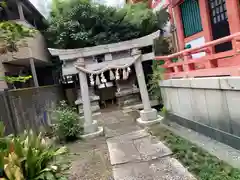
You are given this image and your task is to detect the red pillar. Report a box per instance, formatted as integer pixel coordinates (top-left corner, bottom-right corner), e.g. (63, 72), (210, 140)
(226, 0), (240, 50)
(173, 6), (185, 51)
(199, 0), (212, 43)
(226, 0), (240, 34)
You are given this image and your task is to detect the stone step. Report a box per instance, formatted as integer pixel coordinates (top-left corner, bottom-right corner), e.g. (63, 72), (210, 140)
(107, 129), (196, 180)
(107, 131), (172, 165)
(80, 112), (102, 120)
(123, 99), (160, 110)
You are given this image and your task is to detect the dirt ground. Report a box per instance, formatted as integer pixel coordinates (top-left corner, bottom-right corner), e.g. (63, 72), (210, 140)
(65, 137), (113, 180)
(59, 107), (140, 180)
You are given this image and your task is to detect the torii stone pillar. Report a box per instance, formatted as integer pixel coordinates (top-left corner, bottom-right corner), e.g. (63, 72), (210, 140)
(77, 58), (103, 138)
(132, 49), (163, 125)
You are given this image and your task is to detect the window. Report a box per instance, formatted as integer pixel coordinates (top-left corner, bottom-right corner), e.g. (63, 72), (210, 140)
(209, 0), (228, 25)
(94, 54), (105, 63)
(180, 0), (203, 37)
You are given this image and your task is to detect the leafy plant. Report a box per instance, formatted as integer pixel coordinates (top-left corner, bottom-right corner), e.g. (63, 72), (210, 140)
(0, 21), (36, 54)
(0, 128), (68, 180)
(53, 101), (83, 142)
(0, 75), (32, 89)
(161, 106), (167, 117)
(148, 61), (165, 101)
(2, 75), (32, 84)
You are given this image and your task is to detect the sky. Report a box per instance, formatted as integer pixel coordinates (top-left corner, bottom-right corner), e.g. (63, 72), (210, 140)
(29, 0), (52, 18)
(29, 0), (125, 18)
(105, 0), (125, 7)
(93, 0), (125, 7)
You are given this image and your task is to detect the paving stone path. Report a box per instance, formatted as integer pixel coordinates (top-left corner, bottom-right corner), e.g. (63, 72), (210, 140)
(97, 109), (196, 180)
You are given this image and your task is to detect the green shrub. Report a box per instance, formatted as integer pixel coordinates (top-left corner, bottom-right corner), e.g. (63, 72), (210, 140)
(53, 101), (83, 142)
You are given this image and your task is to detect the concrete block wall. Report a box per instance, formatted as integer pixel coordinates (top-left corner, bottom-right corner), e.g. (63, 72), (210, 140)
(8, 85), (64, 133)
(0, 63), (8, 91)
(1, 32), (50, 63)
(160, 77), (240, 149)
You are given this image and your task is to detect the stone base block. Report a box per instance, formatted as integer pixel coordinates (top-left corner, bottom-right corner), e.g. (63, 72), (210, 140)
(78, 101), (100, 115)
(123, 100), (160, 111)
(136, 109), (163, 126)
(140, 109), (158, 121)
(137, 115), (163, 126)
(116, 93), (141, 107)
(81, 126), (104, 139)
(80, 112), (102, 120)
(84, 120), (98, 134)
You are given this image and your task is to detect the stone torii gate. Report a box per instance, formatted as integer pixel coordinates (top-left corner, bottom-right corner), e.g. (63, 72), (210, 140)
(49, 31), (163, 138)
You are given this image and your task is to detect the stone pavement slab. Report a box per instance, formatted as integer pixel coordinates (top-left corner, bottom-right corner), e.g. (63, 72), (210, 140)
(105, 125), (142, 138)
(100, 109), (196, 180)
(113, 162), (153, 180)
(150, 157), (196, 180)
(107, 131), (172, 165)
(107, 129), (149, 143)
(133, 136), (172, 161)
(107, 140), (142, 165)
(113, 157), (196, 180)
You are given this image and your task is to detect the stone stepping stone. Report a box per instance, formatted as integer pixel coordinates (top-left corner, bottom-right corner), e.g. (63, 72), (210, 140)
(107, 130), (172, 165)
(107, 129), (149, 142)
(107, 140), (142, 165)
(149, 157), (196, 180)
(104, 125), (142, 138)
(112, 157), (196, 180)
(133, 136), (172, 161)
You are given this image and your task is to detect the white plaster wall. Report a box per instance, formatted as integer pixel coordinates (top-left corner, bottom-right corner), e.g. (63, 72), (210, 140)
(159, 77), (240, 136)
(185, 37), (206, 59)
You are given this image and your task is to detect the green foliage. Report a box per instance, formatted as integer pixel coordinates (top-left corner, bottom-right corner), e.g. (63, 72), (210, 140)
(0, 1), (7, 8)
(0, 128), (68, 180)
(150, 126), (240, 180)
(1, 75), (32, 84)
(53, 101), (83, 142)
(148, 61), (165, 101)
(161, 106), (167, 116)
(154, 37), (171, 56)
(0, 21), (36, 54)
(0, 121), (10, 152)
(45, 0), (169, 48)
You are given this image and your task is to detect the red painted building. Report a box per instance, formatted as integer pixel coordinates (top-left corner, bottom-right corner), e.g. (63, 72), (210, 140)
(153, 0), (240, 79)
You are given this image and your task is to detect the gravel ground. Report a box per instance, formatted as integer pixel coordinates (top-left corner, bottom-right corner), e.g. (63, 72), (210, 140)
(65, 137), (113, 180)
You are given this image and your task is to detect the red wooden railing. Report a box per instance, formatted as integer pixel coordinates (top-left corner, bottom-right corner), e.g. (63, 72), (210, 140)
(155, 32), (240, 79)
